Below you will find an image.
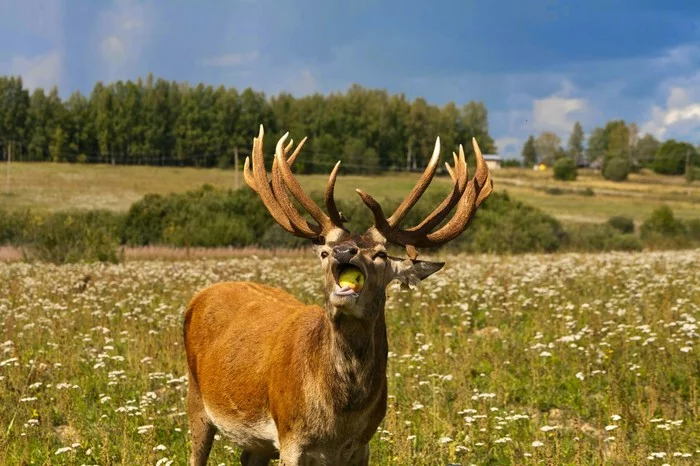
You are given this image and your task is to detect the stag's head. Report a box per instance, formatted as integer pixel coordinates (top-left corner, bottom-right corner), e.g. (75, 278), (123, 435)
(244, 126), (492, 320)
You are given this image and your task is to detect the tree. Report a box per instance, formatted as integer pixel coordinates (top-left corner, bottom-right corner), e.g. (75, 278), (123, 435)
(567, 122), (584, 164)
(553, 157), (577, 181)
(535, 131), (561, 165)
(521, 136), (537, 167)
(603, 157), (630, 181)
(605, 121), (631, 158)
(0, 76), (30, 160)
(461, 101), (496, 157)
(636, 133), (660, 168)
(585, 127), (606, 165)
(654, 140), (697, 175)
(49, 126), (68, 162)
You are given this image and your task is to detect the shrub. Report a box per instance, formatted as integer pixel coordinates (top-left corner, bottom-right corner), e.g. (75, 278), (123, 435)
(653, 140), (696, 176)
(563, 223), (642, 252)
(607, 233), (645, 252)
(685, 218), (700, 242)
(22, 210), (123, 264)
(553, 157), (577, 181)
(686, 166), (700, 183)
(122, 185), (272, 248)
(603, 157), (630, 181)
(581, 187), (595, 197)
(501, 159), (522, 168)
(640, 206), (686, 239)
(607, 216), (635, 234)
(450, 191), (566, 254)
(0, 209), (35, 244)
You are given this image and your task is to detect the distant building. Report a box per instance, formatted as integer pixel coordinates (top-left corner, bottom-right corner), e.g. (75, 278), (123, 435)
(482, 154), (502, 170)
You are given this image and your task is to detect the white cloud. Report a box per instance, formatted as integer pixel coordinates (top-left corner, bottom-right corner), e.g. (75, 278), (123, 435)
(530, 79), (595, 135)
(96, 0), (152, 81)
(641, 75), (700, 140)
(201, 51), (259, 67)
(495, 136), (521, 156)
(10, 51), (62, 91)
(531, 96), (590, 134)
(100, 36), (127, 65)
(287, 68), (318, 95)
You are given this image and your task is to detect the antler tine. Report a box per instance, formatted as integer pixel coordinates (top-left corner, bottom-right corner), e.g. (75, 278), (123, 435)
(445, 161), (455, 181)
(386, 136), (442, 227)
(417, 137), (491, 244)
(325, 161), (345, 228)
(360, 136), (492, 256)
(274, 133), (342, 234)
(243, 126), (297, 235)
(271, 147), (321, 237)
(473, 137), (493, 205)
(404, 142), (469, 235)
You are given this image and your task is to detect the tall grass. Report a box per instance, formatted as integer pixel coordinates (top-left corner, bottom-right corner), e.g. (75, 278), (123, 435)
(0, 250), (697, 464)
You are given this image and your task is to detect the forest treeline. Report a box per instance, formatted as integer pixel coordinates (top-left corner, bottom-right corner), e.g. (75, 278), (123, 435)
(0, 74), (495, 173)
(2, 73), (698, 177)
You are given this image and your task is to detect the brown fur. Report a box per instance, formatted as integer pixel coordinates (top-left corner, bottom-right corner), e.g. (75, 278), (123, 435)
(184, 278), (389, 465)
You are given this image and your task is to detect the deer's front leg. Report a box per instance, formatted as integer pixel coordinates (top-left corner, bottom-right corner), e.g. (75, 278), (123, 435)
(278, 442), (303, 466)
(347, 443), (369, 466)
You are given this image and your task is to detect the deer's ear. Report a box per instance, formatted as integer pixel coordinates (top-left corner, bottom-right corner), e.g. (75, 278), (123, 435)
(389, 257), (444, 289)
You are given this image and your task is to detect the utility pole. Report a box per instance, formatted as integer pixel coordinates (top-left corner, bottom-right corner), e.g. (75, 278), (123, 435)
(685, 149), (693, 183)
(233, 146), (239, 190)
(5, 141), (11, 196)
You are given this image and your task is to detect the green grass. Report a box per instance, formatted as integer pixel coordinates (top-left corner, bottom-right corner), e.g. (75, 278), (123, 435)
(3, 163), (699, 223)
(0, 250), (698, 464)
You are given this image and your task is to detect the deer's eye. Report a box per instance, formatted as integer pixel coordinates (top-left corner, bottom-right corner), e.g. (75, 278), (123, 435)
(320, 251), (329, 259)
(374, 251), (387, 260)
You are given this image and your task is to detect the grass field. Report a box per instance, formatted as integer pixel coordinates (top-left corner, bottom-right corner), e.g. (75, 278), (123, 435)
(0, 250), (697, 465)
(3, 162), (699, 223)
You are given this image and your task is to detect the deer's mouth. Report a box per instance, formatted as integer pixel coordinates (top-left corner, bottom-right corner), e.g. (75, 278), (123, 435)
(332, 262), (366, 298)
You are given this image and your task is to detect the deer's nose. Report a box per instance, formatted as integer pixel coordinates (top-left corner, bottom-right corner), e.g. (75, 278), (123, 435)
(332, 245), (358, 263)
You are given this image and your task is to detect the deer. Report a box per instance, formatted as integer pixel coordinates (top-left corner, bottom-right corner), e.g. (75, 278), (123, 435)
(183, 125), (493, 466)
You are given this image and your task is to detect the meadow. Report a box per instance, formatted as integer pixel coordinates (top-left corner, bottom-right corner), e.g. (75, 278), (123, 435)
(4, 162), (700, 224)
(0, 250), (697, 465)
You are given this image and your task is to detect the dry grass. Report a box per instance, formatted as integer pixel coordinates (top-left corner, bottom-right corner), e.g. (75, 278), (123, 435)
(0, 246), (22, 262)
(3, 162), (699, 223)
(0, 246), (311, 262)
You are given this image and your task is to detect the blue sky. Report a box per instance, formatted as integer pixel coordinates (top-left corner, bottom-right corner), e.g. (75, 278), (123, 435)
(1, 0), (700, 157)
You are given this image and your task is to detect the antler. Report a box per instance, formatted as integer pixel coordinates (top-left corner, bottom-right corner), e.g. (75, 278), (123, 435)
(356, 137), (493, 259)
(243, 125), (345, 241)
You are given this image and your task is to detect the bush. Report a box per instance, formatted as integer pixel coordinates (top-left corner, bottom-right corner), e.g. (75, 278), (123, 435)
(0, 209), (35, 244)
(501, 159), (522, 168)
(122, 184), (272, 248)
(607, 233), (645, 252)
(686, 166), (700, 183)
(449, 191), (566, 254)
(545, 187), (564, 195)
(22, 210), (123, 264)
(685, 218), (700, 242)
(640, 206), (686, 239)
(653, 140), (696, 176)
(603, 157), (630, 181)
(553, 157), (577, 181)
(607, 216), (635, 234)
(563, 223), (642, 252)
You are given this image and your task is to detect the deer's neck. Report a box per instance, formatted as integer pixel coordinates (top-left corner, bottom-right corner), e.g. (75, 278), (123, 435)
(321, 298), (388, 413)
